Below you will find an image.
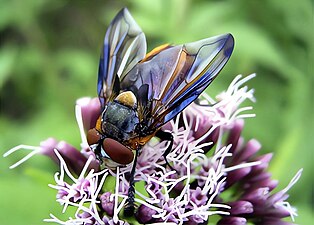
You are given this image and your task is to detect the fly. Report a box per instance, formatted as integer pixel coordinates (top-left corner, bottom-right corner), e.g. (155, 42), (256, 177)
(86, 8), (234, 216)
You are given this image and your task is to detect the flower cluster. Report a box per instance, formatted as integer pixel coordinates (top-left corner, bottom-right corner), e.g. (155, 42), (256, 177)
(4, 74), (302, 225)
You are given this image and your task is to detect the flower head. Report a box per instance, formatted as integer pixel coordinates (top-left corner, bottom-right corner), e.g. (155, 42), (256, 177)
(4, 74), (302, 225)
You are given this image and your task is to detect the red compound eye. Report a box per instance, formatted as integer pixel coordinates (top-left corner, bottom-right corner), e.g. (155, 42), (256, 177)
(87, 128), (102, 145)
(103, 138), (134, 165)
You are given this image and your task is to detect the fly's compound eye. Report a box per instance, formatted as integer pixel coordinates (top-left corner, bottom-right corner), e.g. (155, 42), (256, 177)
(103, 138), (134, 165)
(87, 128), (102, 145)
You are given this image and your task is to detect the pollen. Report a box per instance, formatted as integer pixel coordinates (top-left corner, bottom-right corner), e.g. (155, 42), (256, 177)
(115, 91), (137, 108)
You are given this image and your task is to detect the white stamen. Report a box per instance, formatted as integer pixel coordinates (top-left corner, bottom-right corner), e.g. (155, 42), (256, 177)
(230, 106), (255, 121)
(275, 169), (303, 221)
(282, 169), (303, 194)
(54, 149), (77, 182)
(226, 74), (256, 96)
(149, 223), (177, 225)
(215, 126), (224, 153)
(227, 74), (243, 94)
(3, 145), (42, 169)
(75, 103), (89, 149)
(44, 213), (92, 224)
(223, 161), (261, 173)
(112, 167), (123, 223)
(48, 150), (106, 224)
(194, 122), (221, 146)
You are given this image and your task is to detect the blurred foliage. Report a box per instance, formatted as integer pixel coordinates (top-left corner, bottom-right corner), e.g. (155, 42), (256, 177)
(0, 0), (312, 224)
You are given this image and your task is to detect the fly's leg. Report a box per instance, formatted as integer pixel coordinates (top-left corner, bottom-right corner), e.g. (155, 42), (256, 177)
(94, 138), (104, 164)
(155, 130), (175, 170)
(123, 149), (139, 217)
(124, 130), (174, 216)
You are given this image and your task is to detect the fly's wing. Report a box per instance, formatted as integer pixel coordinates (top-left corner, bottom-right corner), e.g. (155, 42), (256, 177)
(121, 33), (234, 129)
(98, 8), (146, 108)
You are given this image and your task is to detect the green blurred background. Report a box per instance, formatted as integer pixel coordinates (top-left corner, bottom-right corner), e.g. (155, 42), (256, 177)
(0, 0), (312, 224)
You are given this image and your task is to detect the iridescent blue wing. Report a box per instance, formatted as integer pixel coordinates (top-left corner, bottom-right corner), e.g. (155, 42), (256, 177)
(98, 8), (146, 108)
(121, 33), (234, 129)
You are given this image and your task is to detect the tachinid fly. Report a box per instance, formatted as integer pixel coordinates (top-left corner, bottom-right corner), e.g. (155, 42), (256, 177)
(86, 8), (234, 216)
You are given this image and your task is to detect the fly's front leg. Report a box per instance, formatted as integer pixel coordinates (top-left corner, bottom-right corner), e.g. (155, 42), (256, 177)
(155, 130), (175, 170)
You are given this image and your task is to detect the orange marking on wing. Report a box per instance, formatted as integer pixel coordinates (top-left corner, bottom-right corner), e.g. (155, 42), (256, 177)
(95, 116), (102, 132)
(141, 44), (171, 62)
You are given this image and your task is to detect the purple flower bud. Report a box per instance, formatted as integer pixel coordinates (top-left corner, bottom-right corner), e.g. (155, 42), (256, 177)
(228, 201), (254, 215)
(146, 178), (164, 200)
(249, 177), (278, 192)
(135, 204), (157, 224)
(242, 187), (269, 204)
(251, 153), (273, 171)
(188, 214), (206, 224)
(189, 187), (208, 207)
(248, 172), (272, 184)
(217, 216), (247, 225)
(39, 138), (59, 158)
(77, 211), (96, 225)
(226, 120), (244, 153)
(102, 216), (130, 225)
(100, 192), (114, 216)
(56, 183), (71, 200)
(77, 97), (101, 131)
(236, 139), (261, 162)
(257, 207), (292, 219)
(258, 217), (297, 225)
(225, 166), (251, 188)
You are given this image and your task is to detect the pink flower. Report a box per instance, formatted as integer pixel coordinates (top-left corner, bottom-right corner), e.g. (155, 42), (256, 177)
(4, 74), (302, 225)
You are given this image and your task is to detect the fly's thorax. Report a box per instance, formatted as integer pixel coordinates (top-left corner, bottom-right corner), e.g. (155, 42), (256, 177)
(101, 96), (139, 143)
